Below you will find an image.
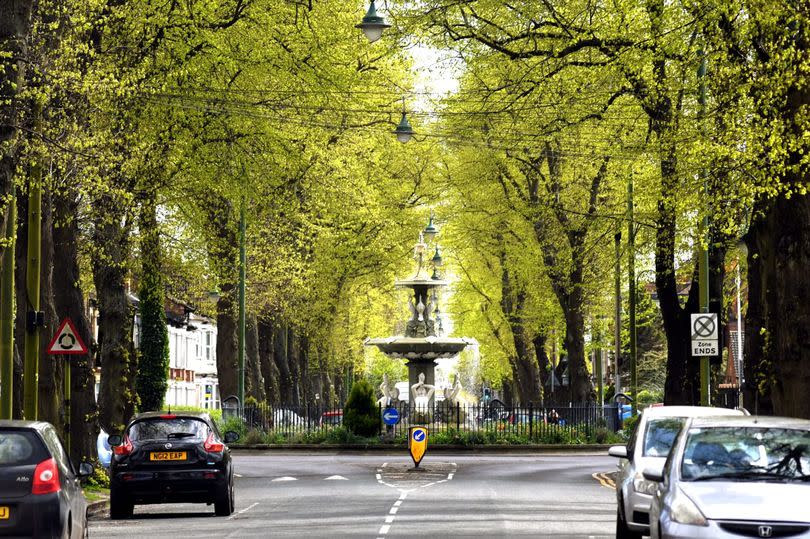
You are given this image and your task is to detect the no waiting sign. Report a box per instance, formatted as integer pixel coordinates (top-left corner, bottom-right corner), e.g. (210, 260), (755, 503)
(691, 313), (719, 356)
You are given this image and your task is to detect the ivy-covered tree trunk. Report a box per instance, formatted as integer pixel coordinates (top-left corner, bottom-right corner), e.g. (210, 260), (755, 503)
(53, 188), (99, 463)
(93, 189), (137, 433)
(0, 0), (33, 235)
(135, 191), (169, 412)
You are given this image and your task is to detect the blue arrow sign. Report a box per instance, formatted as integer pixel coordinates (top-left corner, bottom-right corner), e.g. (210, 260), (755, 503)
(412, 428), (426, 442)
(383, 407), (400, 425)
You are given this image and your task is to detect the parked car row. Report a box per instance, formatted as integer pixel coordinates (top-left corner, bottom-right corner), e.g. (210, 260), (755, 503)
(610, 406), (810, 539)
(1, 410), (241, 537)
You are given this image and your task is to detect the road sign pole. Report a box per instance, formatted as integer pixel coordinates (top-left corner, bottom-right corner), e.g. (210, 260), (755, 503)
(698, 48), (711, 407)
(64, 357), (70, 453)
(627, 177), (637, 415)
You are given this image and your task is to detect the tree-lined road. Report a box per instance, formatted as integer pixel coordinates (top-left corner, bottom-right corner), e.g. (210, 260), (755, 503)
(89, 452), (617, 538)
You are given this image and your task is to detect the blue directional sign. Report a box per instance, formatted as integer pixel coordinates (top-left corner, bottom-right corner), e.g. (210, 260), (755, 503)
(412, 428), (426, 442)
(382, 407), (400, 426)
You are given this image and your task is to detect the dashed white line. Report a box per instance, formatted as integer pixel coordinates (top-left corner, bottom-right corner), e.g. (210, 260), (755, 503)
(389, 507), (398, 515)
(271, 476), (297, 482)
(234, 473), (243, 478)
(227, 502), (259, 520)
(379, 524), (391, 534)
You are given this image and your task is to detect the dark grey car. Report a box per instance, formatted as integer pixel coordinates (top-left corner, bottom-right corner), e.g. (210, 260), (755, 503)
(0, 420), (93, 538)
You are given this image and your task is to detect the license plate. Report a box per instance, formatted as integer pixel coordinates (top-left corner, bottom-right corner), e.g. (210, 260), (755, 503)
(0, 506), (8, 520)
(150, 451), (187, 461)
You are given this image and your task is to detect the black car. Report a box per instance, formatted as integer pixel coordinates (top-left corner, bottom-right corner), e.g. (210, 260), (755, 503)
(108, 411), (239, 519)
(0, 420), (94, 538)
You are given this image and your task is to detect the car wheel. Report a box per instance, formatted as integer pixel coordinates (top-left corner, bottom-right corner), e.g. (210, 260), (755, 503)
(616, 496), (642, 539)
(109, 488), (134, 520)
(214, 481), (233, 516)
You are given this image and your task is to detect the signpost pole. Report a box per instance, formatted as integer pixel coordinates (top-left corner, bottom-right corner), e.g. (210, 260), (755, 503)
(698, 48), (711, 407)
(64, 358), (71, 453)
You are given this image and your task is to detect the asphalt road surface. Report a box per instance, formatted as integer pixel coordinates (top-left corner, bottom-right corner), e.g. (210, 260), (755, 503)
(89, 451), (617, 538)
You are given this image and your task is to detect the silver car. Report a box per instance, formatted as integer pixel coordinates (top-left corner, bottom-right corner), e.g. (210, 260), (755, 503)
(645, 415), (810, 539)
(609, 406), (745, 538)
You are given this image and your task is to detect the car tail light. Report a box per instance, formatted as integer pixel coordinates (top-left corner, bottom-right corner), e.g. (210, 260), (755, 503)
(160, 414), (176, 419)
(32, 458), (60, 495)
(204, 432), (224, 453)
(113, 435), (133, 456)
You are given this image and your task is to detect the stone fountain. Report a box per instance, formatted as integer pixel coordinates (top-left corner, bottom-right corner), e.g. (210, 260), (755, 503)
(365, 221), (473, 407)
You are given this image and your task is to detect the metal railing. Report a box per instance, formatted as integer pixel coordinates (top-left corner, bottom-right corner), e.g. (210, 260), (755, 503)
(224, 400), (622, 441)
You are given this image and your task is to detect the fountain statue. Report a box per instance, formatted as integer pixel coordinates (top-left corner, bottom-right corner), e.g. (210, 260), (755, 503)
(365, 217), (474, 410)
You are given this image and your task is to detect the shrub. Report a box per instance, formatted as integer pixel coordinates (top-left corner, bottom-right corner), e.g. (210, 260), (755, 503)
(343, 380), (380, 437)
(216, 415), (247, 439)
(85, 465), (110, 490)
(243, 429), (265, 445)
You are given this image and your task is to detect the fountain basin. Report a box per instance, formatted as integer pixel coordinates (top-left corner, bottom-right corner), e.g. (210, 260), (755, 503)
(365, 336), (473, 360)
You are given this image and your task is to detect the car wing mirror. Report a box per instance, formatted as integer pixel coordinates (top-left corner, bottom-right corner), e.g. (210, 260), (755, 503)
(224, 431), (240, 444)
(642, 465), (665, 482)
(78, 462), (94, 478)
(107, 434), (123, 447)
(608, 445), (629, 459)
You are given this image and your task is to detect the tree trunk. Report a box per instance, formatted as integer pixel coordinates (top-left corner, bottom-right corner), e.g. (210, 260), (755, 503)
(533, 332), (550, 401)
(245, 313), (265, 402)
(258, 316), (280, 404)
(37, 186), (62, 427)
(745, 194), (810, 418)
(52, 189), (99, 463)
(273, 322), (291, 402)
(215, 283), (237, 401)
(288, 327), (301, 406)
(92, 191), (136, 433)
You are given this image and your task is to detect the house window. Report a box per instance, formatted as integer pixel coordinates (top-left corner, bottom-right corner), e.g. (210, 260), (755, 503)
(205, 331), (213, 361)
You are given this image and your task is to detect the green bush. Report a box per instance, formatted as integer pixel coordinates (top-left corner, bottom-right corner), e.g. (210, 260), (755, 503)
(343, 380), (380, 437)
(243, 429), (264, 445)
(84, 465), (110, 490)
(622, 413), (641, 440)
(216, 415), (247, 439)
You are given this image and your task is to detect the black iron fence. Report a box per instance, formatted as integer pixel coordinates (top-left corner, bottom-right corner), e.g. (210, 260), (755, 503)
(223, 400), (623, 441)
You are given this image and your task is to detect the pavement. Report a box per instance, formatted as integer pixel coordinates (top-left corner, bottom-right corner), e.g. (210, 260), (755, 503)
(89, 451), (619, 538)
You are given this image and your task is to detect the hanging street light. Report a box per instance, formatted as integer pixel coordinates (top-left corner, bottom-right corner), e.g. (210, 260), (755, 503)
(431, 246), (443, 268)
(356, 1), (391, 43)
(394, 110), (414, 143)
(423, 214), (438, 242)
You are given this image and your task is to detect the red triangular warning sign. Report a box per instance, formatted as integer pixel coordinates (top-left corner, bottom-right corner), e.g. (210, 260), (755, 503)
(47, 318), (88, 355)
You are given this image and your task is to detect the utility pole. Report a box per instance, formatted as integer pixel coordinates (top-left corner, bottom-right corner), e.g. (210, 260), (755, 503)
(0, 186), (15, 419)
(628, 178), (638, 415)
(23, 100), (44, 420)
(698, 49), (711, 407)
(614, 230), (622, 396)
(238, 195), (246, 409)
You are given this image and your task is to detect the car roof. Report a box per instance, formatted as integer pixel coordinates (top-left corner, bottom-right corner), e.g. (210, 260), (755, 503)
(0, 420), (53, 431)
(687, 415), (810, 429)
(641, 405), (745, 419)
(130, 411), (212, 422)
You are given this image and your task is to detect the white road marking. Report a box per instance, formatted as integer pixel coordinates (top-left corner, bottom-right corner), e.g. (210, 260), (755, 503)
(272, 476), (297, 482)
(233, 473), (243, 478)
(324, 475), (348, 480)
(393, 500), (402, 507)
(228, 502), (259, 520)
(389, 507), (398, 515)
(385, 515), (395, 523)
(379, 524), (391, 534)
(375, 473), (382, 480)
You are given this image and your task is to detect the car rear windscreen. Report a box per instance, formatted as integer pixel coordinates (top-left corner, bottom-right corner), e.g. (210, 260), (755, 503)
(0, 429), (49, 466)
(128, 418), (209, 442)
